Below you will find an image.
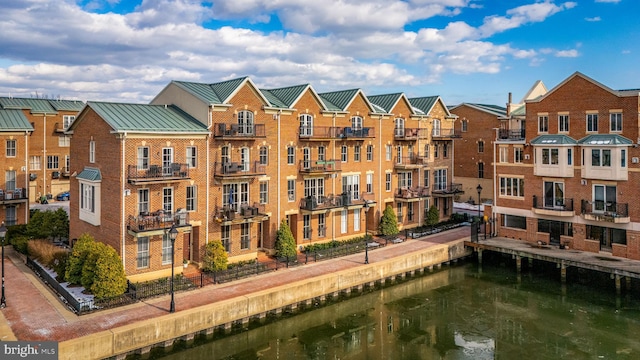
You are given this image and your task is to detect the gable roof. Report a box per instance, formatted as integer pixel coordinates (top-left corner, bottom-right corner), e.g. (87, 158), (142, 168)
(0, 109), (34, 131)
(408, 96), (453, 118)
(449, 103), (506, 117)
(77, 167), (102, 182)
(260, 84), (312, 109)
(169, 77), (271, 106)
(0, 97), (84, 114)
(318, 89), (361, 111)
(528, 72), (639, 103)
(367, 93), (410, 115)
(72, 102), (209, 134)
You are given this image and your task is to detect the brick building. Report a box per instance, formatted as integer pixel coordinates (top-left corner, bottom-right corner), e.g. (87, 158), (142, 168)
(491, 72), (640, 260)
(68, 76), (460, 279)
(0, 97), (84, 203)
(0, 109), (33, 225)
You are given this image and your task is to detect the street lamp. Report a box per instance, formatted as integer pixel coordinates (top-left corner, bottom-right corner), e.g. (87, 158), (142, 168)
(476, 184), (482, 223)
(1, 221), (7, 308)
(363, 201), (370, 264)
(168, 224), (178, 313)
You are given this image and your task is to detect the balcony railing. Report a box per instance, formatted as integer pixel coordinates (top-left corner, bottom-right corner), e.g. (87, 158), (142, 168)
(394, 128), (428, 140)
(299, 159), (341, 173)
(431, 183), (463, 195)
(127, 210), (190, 233)
(300, 192), (373, 211)
(128, 163), (190, 184)
(532, 195), (574, 211)
(0, 188), (27, 202)
(395, 186), (430, 200)
(498, 128), (526, 141)
(298, 126), (375, 140)
(213, 161), (266, 178)
(213, 123), (266, 138)
(394, 155), (427, 168)
(432, 129), (462, 139)
(581, 200), (629, 220)
(214, 203), (267, 223)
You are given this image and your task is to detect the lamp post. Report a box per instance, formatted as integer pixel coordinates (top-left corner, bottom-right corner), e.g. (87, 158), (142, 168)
(168, 224), (178, 313)
(363, 201), (370, 264)
(1, 222), (7, 308)
(476, 184), (482, 223)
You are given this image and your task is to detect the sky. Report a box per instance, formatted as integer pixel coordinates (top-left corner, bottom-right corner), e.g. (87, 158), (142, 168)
(0, 0), (638, 107)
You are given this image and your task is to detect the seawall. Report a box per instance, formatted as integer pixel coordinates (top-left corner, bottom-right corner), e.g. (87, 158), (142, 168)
(58, 238), (471, 360)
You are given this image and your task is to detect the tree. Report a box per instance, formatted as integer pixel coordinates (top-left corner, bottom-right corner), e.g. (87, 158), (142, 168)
(26, 208), (69, 241)
(65, 233), (95, 285)
(91, 244), (127, 299)
(425, 205), (440, 229)
(81, 241), (103, 289)
(202, 240), (228, 272)
(378, 205), (399, 236)
(275, 219), (297, 258)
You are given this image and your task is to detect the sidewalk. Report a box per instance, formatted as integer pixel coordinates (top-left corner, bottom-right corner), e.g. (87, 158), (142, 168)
(0, 227), (471, 342)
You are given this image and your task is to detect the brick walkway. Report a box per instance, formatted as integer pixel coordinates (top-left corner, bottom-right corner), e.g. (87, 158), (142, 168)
(0, 227), (470, 342)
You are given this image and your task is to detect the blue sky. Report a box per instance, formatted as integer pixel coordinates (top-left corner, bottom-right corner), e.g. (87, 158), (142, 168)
(0, 0), (637, 106)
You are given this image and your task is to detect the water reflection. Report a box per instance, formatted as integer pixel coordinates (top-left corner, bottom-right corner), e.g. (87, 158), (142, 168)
(148, 261), (640, 360)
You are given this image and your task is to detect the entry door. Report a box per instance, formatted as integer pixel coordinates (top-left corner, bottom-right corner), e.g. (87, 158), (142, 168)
(549, 221), (561, 246)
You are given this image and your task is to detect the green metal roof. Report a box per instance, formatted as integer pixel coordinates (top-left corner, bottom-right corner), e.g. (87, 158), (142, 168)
(578, 134), (632, 145)
(77, 167), (102, 182)
(367, 93), (402, 114)
(530, 134), (577, 145)
(49, 100), (85, 112)
(83, 102), (209, 133)
(408, 96), (438, 115)
(173, 77), (248, 104)
(260, 84), (309, 108)
(510, 104), (526, 116)
(0, 109), (34, 131)
(318, 89), (360, 111)
(0, 97), (56, 114)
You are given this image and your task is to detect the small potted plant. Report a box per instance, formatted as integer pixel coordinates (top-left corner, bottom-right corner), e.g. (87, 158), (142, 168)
(183, 259), (188, 268)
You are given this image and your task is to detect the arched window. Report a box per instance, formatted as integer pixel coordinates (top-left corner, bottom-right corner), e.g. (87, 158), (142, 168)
(259, 146), (268, 165)
(237, 110), (254, 135)
(351, 116), (363, 130)
(299, 114), (313, 136)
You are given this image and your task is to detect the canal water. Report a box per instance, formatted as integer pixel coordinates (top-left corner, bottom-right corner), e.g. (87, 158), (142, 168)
(142, 255), (640, 360)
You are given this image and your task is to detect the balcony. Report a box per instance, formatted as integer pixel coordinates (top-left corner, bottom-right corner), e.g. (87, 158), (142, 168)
(497, 128), (526, 142)
(299, 159), (341, 174)
(128, 163), (190, 185)
(300, 192), (373, 212)
(213, 161), (266, 179)
(127, 209), (190, 233)
(298, 126), (375, 140)
(394, 128), (428, 141)
(395, 186), (430, 201)
(0, 188), (28, 204)
(431, 183), (463, 196)
(213, 123), (266, 139)
(61, 167), (70, 177)
(394, 155), (427, 169)
(581, 200), (629, 223)
(431, 129), (461, 139)
(54, 122), (70, 133)
(532, 195), (574, 217)
(213, 203), (269, 225)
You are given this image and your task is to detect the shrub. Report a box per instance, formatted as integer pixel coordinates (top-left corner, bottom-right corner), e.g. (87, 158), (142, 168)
(425, 205), (440, 228)
(27, 239), (66, 267)
(65, 233), (96, 285)
(51, 251), (69, 282)
(91, 244), (127, 299)
(11, 235), (30, 255)
(378, 205), (399, 236)
(275, 219), (297, 258)
(80, 241), (102, 290)
(202, 240), (228, 272)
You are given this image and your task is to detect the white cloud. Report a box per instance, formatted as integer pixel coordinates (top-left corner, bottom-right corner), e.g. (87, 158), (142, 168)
(595, 0), (620, 3)
(585, 16), (601, 21)
(479, 1), (576, 37)
(555, 49), (579, 57)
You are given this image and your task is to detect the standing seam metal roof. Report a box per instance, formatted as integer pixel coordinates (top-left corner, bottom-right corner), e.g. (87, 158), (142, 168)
(0, 109), (35, 131)
(408, 96), (438, 115)
(318, 89), (360, 111)
(367, 93), (403, 114)
(260, 84), (309, 108)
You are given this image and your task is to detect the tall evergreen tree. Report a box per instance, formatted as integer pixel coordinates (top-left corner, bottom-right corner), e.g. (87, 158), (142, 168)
(91, 244), (127, 299)
(202, 240), (228, 272)
(275, 219), (297, 258)
(378, 205), (399, 236)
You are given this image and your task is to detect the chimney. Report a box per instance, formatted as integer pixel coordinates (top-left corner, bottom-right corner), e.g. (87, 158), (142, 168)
(506, 92), (512, 116)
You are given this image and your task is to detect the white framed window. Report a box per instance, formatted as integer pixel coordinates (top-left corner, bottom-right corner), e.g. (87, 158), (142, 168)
(396, 145), (402, 164)
(461, 119), (468, 132)
(299, 114), (313, 136)
(541, 148), (559, 165)
(354, 145), (361, 162)
(432, 119), (441, 137)
(423, 170), (430, 187)
(186, 146), (197, 168)
(303, 214), (311, 239)
(514, 148), (523, 163)
(478, 141), (484, 153)
(137, 147), (149, 170)
(499, 177), (525, 197)
(302, 147), (311, 169)
(366, 145), (373, 161)
(443, 143), (449, 158)
(610, 113), (622, 132)
(163, 187), (173, 213)
(434, 144), (439, 158)
(559, 114), (569, 132)
(287, 179), (295, 202)
(434, 169), (447, 191)
(366, 173), (373, 193)
(424, 144), (430, 158)
(394, 118), (405, 137)
(79, 179), (101, 226)
(240, 147), (250, 172)
(593, 184), (616, 212)
(89, 140), (95, 163)
(5, 140), (16, 157)
(30, 156), (41, 170)
(221, 225), (230, 252)
(241, 223), (250, 249)
(538, 116), (548, 133)
(342, 174), (360, 200)
(341, 209), (348, 234)
(138, 189), (149, 214)
(587, 113), (598, 132)
(221, 145), (230, 164)
(5, 205), (16, 226)
(137, 237), (149, 269)
(63, 115), (75, 129)
(407, 202), (414, 221)
(162, 232), (172, 265)
(186, 185), (196, 211)
(478, 162), (484, 178)
(5, 170), (16, 191)
(351, 116), (363, 130)
(341, 145), (348, 162)
(223, 183), (248, 211)
(354, 209), (361, 232)
(47, 155), (59, 169)
(237, 110), (254, 135)
(317, 146), (325, 161)
(304, 178), (324, 200)
(58, 136), (70, 147)
(386, 145), (392, 161)
(259, 146), (268, 165)
(398, 171), (412, 188)
(318, 213), (326, 237)
(385, 173), (391, 192)
(162, 148), (174, 176)
(591, 149), (611, 167)
(397, 203), (403, 223)
(260, 181), (268, 204)
(499, 147), (508, 163)
(287, 146), (295, 165)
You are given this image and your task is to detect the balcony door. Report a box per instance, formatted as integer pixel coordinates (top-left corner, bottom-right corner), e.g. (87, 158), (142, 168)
(543, 181), (564, 208)
(299, 114), (313, 136)
(594, 185), (616, 213)
(162, 148), (173, 176)
(304, 178), (324, 203)
(395, 118), (405, 137)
